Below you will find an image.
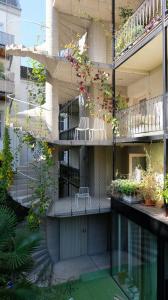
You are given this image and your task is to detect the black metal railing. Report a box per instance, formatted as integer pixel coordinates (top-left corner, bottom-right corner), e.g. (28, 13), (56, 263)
(59, 127), (76, 140)
(60, 164), (80, 188)
(116, 95), (163, 137)
(0, 31), (14, 46)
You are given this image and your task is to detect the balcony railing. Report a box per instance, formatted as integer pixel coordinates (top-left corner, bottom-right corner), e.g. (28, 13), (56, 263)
(116, 95), (163, 138)
(115, 0), (162, 57)
(0, 31), (14, 46)
(59, 127), (76, 140)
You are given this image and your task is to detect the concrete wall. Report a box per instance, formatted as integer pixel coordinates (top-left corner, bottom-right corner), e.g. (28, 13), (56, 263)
(89, 146), (112, 197)
(47, 214), (110, 262)
(46, 218), (60, 263)
(69, 148), (80, 169)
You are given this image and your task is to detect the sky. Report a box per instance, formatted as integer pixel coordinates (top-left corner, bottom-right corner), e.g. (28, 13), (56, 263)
(20, 0), (45, 65)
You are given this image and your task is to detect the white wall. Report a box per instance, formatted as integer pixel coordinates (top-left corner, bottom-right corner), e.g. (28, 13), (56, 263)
(127, 65), (163, 106)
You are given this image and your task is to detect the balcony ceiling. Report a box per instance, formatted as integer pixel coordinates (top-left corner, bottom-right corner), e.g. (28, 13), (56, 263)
(54, 0), (142, 24)
(119, 33), (162, 73)
(57, 81), (79, 104)
(117, 33), (162, 86)
(59, 13), (90, 49)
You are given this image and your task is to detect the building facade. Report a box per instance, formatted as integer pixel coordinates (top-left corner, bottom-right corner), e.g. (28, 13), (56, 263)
(5, 0), (168, 299)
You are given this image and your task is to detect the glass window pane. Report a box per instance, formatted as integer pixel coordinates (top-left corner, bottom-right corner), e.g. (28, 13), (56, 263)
(112, 213), (157, 300)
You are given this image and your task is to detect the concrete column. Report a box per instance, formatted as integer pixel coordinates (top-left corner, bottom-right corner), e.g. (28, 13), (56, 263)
(88, 21), (107, 63)
(46, 0), (59, 56)
(45, 79), (59, 140)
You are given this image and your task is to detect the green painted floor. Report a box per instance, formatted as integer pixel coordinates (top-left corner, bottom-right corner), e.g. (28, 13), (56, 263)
(39, 271), (127, 300)
(72, 276), (127, 300)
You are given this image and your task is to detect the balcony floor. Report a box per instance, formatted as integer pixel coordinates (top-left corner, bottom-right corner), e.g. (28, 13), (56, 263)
(48, 196), (111, 217)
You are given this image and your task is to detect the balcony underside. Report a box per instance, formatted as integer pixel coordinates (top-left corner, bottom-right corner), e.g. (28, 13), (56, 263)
(115, 25), (162, 69)
(54, 140), (113, 146)
(48, 196), (111, 217)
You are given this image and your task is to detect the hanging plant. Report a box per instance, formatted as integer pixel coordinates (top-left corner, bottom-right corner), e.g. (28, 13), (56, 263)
(65, 41), (117, 130)
(119, 7), (133, 25)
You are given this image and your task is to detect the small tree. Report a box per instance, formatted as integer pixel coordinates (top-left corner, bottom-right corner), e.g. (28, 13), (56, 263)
(0, 206), (41, 300)
(0, 126), (13, 203)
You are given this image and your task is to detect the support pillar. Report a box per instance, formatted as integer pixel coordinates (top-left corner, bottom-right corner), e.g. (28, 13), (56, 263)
(88, 21), (107, 63)
(45, 79), (59, 140)
(46, 0), (59, 56)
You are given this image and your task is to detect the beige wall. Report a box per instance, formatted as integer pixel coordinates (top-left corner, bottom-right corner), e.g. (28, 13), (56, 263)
(116, 142), (164, 177)
(127, 65), (163, 106)
(146, 143), (164, 173)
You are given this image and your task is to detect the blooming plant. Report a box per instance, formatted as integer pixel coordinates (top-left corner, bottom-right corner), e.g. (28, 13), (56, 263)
(65, 41), (118, 129)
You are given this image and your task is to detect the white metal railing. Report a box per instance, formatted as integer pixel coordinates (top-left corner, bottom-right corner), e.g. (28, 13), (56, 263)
(115, 0), (162, 57)
(116, 95), (163, 137)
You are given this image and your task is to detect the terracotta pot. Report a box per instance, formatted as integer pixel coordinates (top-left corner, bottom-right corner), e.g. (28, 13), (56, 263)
(144, 198), (155, 206)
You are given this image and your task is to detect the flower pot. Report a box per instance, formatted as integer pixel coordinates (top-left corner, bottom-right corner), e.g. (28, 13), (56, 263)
(144, 198), (155, 206)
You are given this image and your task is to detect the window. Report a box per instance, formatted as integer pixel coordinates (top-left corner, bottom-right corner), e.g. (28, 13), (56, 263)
(129, 154), (146, 180)
(112, 213), (158, 300)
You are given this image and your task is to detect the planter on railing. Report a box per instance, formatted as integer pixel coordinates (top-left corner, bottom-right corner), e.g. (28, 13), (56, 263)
(116, 95), (163, 138)
(115, 0), (162, 57)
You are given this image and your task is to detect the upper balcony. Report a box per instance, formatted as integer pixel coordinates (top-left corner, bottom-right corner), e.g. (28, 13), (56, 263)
(116, 95), (163, 141)
(0, 0), (20, 9)
(0, 31), (14, 47)
(115, 0), (163, 66)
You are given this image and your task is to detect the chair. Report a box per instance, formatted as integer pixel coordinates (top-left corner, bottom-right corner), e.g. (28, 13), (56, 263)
(89, 118), (106, 141)
(74, 117), (90, 140)
(75, 187), (91, 208)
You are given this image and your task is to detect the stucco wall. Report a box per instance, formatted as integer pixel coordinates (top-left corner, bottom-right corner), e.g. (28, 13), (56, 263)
(116, 143), (164, 176)
(127, 65), (163, 106)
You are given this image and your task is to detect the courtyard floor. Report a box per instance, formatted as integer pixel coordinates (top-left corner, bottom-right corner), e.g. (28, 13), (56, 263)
(40, 272), (127, 300)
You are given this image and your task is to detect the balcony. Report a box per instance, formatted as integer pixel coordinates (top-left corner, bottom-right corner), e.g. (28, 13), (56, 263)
(116, 95), (163, 138)
(0, 72), (14, 93)
(0, 31), (14, 46)
(115, 0), (162, 59)
(48, 196), (111, 217)
(0, 0), (20, 9)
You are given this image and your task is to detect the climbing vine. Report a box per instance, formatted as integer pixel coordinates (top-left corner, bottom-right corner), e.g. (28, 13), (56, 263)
(65, 41), (127, 128)
(10, 60), (55, 229)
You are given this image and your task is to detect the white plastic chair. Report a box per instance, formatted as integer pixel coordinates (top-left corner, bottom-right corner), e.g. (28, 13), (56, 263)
(74, 117), (89, 140)
(89, 118), (106, 140)
(75, 187), (91, 208)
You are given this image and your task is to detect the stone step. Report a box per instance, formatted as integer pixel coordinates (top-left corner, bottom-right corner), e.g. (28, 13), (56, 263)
(9, 188), (36, 197)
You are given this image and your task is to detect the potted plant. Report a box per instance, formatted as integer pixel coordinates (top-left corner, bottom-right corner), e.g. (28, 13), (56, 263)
(162, 189), (168, 217)
(118, 179), (140, 203)
(110, 179), (140, 203)
(139, 170), (159, 206)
